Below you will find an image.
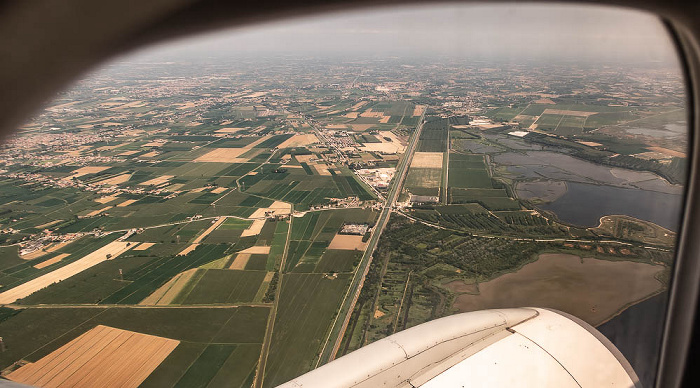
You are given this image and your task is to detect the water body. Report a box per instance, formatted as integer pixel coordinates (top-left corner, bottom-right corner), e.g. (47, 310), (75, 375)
(496, 151), (682, 194)
(624, 121), (686, 139)
(540, 182), (682, 231)
(495, 150), (683, 229)
(598, 292), (668, 388)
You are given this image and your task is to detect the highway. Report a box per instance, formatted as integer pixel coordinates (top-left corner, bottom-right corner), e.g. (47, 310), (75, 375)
(316, 112), (425, 365)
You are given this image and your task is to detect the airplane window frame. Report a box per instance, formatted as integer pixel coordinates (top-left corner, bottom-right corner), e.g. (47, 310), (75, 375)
(1, 2), (699, 388)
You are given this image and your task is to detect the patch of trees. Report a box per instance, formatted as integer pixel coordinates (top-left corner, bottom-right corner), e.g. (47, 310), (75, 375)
(262, 272), (279, 303)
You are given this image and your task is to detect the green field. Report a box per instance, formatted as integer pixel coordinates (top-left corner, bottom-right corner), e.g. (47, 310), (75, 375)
(0, 306), (269, 370)
(448, 154), (492, 189)
(405, 167), (442, 190)
(0, 234), (121, 294)
(285, 209), (376, 273)
(417, 117), (449, 152)
(173, 269), (267, 304)
(315, 249), (362, 273)
(263, 273), (351, 387)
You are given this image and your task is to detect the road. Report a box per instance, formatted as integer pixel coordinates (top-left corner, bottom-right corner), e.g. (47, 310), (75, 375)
(316, 112), (425, 365)
(254, 204), (294, 388)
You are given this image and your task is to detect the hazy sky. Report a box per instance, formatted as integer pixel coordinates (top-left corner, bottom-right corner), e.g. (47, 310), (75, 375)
(131, 4), (677, 63)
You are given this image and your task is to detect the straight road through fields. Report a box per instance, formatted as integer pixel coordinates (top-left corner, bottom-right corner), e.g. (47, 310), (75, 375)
(316, 112), (425, 365)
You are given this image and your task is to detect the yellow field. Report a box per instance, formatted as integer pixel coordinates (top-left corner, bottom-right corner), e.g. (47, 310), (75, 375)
(94, 194), (120, 204)
(45, 241), (73, 253)
(133, 242), (155, 251)
(118, 150), (140, 156)
(327, 234), (367, 250)
(229, 253), (251, 269)
(410, 152), (444, 168)
(7, 325), (179, 388)
(197, 135), (272, 163)
(116, 199), (138, 207)
(359, 109), (384, 118)
(177, 244), (200, 256)
(648, 146), (686, 158)
(139, 175), (174, 186)
(215, 127), (248, 134)
(140, 151), (158, 158)
(0, 241), (133, 304)
(263, 272), (274, 282)
(294, 154), (314, 163)
(194, 147), (248, 163)
(176, 102), (196, 109)
(35, 220), (63, 229)
(245, 91), (267, 98)
(21, 249), (50, 261)
(139, 268), (197, 305)
(413, 105), (426, 117)
(96, 173), (131, 186)
(350, 101), (369, 111)
(33, 253), (70, 269)
(313, 164), (332, 176)
(542, 108), (597, 117)
(85, 206), (112, 217)
(211, 187), (228, 194)
(249, 201), (291, 219)
(239, 246), (271, 255)
(278, 133), (319, 148)
(534, 98), (556, 104)
(59, 146), (91, 157)
(577, 141), (603, 147)
(69, 166), (109, 178)
(241, 219), (266, 237)
(344, 112), (359, 119)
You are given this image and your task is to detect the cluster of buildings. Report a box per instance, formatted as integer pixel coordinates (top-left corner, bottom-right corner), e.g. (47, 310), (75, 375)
(355, 168), (395, 190)
(340, 223), (370, 235)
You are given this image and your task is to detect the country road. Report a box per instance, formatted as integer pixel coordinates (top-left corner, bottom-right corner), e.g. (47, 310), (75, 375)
(316, 112), (425, 365)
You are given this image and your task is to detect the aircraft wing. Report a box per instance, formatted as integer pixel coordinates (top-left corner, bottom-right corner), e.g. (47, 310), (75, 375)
(279, 308), (640, 388)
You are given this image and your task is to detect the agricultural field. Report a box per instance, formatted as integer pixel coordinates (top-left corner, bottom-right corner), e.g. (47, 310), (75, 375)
(446, 153), (520, 211)
(170, 269), (268, 305)
(263, 273), (352, 387)
(0, 47), (686, 388)
(416, 117), (449, 152)
(0, 306), (269, 388)
(286, 209), (377, 273)
(7, 325), (180, 388)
